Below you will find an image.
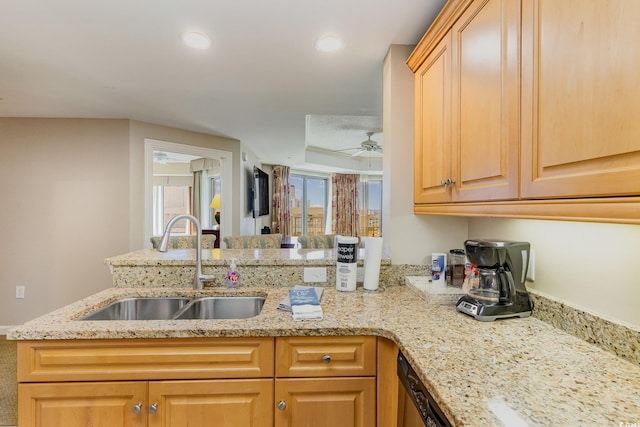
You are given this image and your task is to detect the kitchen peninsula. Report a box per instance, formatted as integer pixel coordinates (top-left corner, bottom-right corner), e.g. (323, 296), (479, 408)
(103, 247), (405, 289)
(9, 247), (640, 426)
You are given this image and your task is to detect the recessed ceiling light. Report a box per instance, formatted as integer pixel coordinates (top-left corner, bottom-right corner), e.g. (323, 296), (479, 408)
(315, 36), (343, 52)
(182, 31), (211, 50)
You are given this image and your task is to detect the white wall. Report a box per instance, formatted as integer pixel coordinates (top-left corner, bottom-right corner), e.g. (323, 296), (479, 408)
(468, 218), (640, 326)
(383, 45), (468, 265)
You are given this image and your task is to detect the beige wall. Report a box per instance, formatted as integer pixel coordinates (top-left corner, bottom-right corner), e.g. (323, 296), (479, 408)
(0, 118), (243, 326)
(0, 118), (130, 325)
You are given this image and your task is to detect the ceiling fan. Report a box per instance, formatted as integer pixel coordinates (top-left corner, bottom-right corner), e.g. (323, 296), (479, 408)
(335, 132), (383, 157)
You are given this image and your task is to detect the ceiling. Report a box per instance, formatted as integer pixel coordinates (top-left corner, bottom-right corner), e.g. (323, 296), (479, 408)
(0, 0), (446, 172)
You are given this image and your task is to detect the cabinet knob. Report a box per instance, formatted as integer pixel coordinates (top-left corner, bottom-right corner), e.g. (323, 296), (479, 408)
(278, 400), (287, 411)
(440, 179), (448, 186)
(148, 402), (158, 414)
(447, 178), (457, 185)
(322, 354), (331, 363)
(131, 403), (143, 414)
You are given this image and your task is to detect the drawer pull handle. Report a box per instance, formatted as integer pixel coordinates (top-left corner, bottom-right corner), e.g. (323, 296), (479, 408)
(132, 403), (143, 414)
(149, 402), (158, 414)
(322, 354), (331, 363)
(278, 400), (287, 411)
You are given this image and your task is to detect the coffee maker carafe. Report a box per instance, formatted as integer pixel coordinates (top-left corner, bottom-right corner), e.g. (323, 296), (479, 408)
(456, 239), (533, 321)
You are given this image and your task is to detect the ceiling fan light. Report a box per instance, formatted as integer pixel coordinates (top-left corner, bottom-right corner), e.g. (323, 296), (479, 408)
(315, 36), (343, 52)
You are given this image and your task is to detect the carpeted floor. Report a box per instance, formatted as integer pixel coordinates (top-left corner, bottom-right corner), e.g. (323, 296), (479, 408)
(0, 336), (17, 426)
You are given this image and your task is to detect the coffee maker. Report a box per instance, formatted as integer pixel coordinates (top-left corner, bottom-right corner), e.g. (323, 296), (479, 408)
(456, 239), (533, 321)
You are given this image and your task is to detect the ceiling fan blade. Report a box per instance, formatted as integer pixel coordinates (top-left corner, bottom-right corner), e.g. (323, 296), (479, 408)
(351, 149), (367, 157)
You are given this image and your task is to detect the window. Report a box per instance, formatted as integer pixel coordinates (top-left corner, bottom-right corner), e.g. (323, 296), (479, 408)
(152, 179), (193, 235)
(289, 174), (328, 236)
(359, 177), (382, 237)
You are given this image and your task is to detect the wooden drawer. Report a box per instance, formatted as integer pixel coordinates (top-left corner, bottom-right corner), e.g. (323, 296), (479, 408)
(275, 336), (376, 377)
(18, 337), (274, 382)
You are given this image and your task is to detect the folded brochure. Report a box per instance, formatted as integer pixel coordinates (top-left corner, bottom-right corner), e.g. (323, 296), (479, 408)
(277, 286), (324, 312)
(279, 286), (324, 321)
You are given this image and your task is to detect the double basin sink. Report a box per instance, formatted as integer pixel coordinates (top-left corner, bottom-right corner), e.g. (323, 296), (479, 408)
(79, 296), (265, 321)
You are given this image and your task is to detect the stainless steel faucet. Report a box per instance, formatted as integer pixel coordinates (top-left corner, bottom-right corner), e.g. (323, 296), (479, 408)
(157, 214), (215, 290)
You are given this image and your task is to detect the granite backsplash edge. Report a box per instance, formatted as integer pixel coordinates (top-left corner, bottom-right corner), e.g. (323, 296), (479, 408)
(528, 289), (640, 367)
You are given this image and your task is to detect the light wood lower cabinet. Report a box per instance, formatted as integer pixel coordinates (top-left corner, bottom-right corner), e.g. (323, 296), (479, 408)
(149, 379), (273, 427)
(18, 336), (393, 427)
(19, 379), (273, 427)
(17, 338), (275, 427)
(19, 381), (148, 427)
(274, 336), (378, 427)
(274, 377), (376, 427)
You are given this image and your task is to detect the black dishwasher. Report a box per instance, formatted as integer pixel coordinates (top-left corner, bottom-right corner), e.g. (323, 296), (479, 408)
(397, 351), (451, 427)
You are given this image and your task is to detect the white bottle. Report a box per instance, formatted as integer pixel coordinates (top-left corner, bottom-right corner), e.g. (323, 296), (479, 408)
(431, 253), (447, 288)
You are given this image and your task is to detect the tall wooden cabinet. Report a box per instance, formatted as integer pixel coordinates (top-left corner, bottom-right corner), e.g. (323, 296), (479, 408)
(409, 0), (640, 224)
(413, 0), (519, 204)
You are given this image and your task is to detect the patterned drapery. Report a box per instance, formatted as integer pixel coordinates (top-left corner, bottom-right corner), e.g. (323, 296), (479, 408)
(331, 174), (360, 236)
(271, 165), (290, 235)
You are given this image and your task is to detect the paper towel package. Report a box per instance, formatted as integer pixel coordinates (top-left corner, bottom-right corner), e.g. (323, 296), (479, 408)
(335, 235), (359, 292)
(363, 237), (383, 291)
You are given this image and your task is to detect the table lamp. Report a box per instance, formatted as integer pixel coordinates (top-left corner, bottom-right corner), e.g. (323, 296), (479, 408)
(210, 194), (221, 225)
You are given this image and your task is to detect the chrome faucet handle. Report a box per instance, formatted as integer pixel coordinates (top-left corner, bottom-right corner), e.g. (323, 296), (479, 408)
(157, 214), (207, 290)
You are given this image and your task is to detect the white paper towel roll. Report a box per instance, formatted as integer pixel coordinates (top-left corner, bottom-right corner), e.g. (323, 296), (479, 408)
(363, 237), (383, 291)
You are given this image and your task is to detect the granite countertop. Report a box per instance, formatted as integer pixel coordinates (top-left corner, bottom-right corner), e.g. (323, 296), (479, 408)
(8, 284), (640, 426)
(104, 248), (392, 267)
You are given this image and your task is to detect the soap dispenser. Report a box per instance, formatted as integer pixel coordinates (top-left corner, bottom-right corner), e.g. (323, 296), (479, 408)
(225, 258), (239, 288)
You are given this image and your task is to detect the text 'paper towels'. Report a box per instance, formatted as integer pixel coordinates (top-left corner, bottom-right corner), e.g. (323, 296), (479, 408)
(336, 235), (359, 292)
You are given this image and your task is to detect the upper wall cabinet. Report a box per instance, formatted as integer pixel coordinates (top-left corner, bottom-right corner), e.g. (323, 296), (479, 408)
(520, 0), (640, 199)
(413, 0), (519, 204)
(408, 0), (640, 224)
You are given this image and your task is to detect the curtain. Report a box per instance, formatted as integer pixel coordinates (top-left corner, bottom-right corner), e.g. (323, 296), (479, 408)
(192, 170), (202, 231)
(331, 174), (360, 236)
(271, 165), (290, 235)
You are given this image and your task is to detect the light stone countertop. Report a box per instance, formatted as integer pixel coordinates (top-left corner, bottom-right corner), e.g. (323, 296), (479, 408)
(8, 284), (640, 426)
(104, 248), (392, 267)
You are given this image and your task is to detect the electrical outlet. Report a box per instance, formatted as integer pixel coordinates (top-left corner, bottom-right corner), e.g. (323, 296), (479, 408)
(303, 267), (327, 283)
(16, 285), (25, 299)
(356, 267), (365, 283)
(526, 249), (535, 282)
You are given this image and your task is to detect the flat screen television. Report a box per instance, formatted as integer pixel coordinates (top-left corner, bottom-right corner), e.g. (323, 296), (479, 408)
(252, 166), (270, 218)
